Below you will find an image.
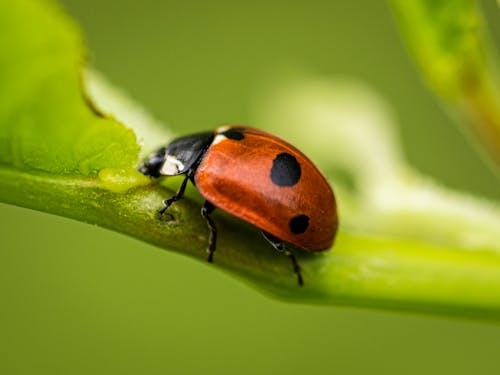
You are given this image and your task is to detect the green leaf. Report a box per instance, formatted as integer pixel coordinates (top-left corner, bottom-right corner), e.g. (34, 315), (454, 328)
(1, 0), (500, 321)
(0, 0), (140, 176)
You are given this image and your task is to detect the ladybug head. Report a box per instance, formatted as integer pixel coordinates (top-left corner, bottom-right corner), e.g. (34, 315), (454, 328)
(138, 147), (167, 177)
(139, 131), (215, 178)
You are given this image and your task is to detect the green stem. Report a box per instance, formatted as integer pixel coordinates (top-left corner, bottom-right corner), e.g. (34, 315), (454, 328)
(460, 76), (500, 168)
(389, 0), (500, 174)
(3, 166), (500, 321)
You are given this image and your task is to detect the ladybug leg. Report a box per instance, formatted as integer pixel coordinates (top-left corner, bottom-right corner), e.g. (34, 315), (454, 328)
(159, 175), (190, 215)
(261, 232), (303, 286)
(285, 250), (303, 287)
(201, 201), (217, 263)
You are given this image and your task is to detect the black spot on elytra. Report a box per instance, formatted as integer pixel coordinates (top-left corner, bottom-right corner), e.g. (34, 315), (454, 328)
(270, 153), (301, 187)
(289, 214), (309, 234)
(220, 127), (245, 140)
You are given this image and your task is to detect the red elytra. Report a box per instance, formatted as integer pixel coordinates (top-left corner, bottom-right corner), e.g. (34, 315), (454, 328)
(195, 127), (337, 251)
(139, 126), (338, 285)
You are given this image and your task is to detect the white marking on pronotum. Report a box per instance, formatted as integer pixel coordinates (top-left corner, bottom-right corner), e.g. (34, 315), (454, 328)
(160, 155), (185, 176)
(216, 125), (232, 133)
(212, 134), (227, 145)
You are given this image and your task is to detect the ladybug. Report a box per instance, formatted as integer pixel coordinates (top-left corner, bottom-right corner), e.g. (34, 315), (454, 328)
(139, 126), (338, 285)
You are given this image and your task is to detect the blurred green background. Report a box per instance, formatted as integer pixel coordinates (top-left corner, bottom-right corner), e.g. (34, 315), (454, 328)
(1, 0), (500, 374)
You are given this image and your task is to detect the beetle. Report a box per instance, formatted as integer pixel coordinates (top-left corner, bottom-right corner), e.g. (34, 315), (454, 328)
(139, 126), (338, 285)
